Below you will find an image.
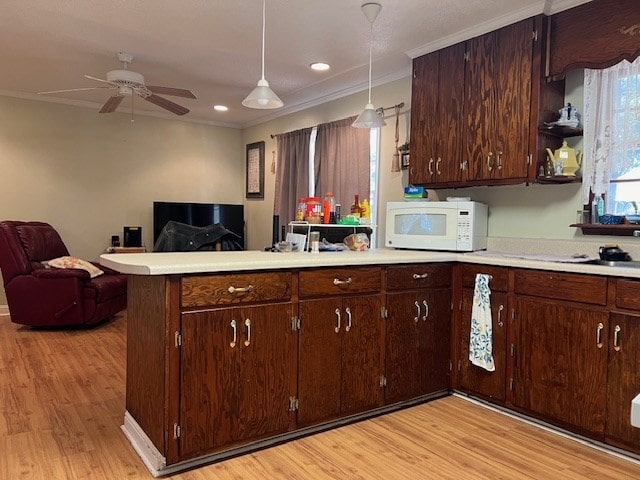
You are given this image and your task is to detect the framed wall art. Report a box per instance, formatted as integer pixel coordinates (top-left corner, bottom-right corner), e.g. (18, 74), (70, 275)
(246, 141), (265, 199)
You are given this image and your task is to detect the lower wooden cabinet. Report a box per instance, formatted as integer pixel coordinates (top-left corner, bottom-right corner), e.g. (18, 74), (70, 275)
(179, 303), (295, 459)
(297, 294), (384, 426)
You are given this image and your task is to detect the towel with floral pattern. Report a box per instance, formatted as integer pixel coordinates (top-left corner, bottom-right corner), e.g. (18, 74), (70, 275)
(469, 273), (495, 371)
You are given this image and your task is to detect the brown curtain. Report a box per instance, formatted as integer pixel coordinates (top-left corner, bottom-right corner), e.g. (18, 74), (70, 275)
(275, 127), (313, 225)
(314, 116), (371, 210)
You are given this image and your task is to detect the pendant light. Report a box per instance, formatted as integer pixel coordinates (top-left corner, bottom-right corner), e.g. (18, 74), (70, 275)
(242, 0), (283, 109)
(352, 2), (386, 128)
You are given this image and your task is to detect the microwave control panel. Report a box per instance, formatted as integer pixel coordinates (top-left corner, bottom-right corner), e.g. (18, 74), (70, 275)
(456, 210), (472, 249)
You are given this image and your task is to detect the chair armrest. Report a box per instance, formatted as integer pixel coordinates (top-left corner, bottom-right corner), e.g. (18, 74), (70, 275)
(32, 268), (91, 281)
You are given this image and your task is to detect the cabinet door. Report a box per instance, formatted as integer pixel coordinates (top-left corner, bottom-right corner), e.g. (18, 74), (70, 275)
(419, 288), (451, 394)
(606, 313), (640, 452)
(341, 294), (383, 415)
(298, 298), (342, 426)
(385, 292), (422, 403)
(513, 297), (608, 435)
(236, 303), (294, 442)
(179, 309), (239, 458)
(458, 288), (507, 401)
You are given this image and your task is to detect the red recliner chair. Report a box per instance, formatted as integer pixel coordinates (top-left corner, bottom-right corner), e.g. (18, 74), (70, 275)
(0, 221), (127, 327)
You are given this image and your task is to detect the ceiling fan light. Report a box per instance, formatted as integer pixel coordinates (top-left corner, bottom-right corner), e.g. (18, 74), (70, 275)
(242, 78), (283, 109)
(352, 103), (386, 128)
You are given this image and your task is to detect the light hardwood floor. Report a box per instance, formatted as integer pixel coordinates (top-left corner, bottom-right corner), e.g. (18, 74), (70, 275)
(2, 313), (640, 479)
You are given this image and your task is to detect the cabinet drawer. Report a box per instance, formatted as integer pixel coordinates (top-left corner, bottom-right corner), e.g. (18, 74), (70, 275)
(181, 272), (291, 307)
(616, 279), (640, 311)
(513, 269), (607, 305)
(461, 264), (509, 292)
(386, 263), (451, 291)
(299, 267), (381, 298)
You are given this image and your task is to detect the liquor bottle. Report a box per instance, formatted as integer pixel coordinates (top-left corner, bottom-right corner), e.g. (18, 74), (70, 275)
(350, 194), (361, 218)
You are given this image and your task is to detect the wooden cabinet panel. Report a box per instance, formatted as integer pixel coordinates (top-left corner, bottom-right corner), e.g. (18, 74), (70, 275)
(458, 289), (508, 402)
(513, 269), (607, 305)
(298, 294), (383, 426)
(298, 267), (381, 298)
(178, 303), (294, 459)
(386, 263), (451, 290)
(606, 313), (640, 453)
(513, 297), (608, 436)
(615, 279), (640, 311)
(181, 272), (291, 307)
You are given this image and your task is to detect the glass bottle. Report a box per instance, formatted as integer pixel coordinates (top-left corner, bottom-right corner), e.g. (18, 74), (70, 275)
(350, 194), (361, 218)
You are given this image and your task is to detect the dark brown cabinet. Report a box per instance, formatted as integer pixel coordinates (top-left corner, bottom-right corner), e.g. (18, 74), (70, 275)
(409, 43), (466, 186)
(179, 302), (295, 459)
(463, 18), (535, 184)
(297, 267), (384, 427)
(385, 264), (451, 403)
(456, 265), (508, 402)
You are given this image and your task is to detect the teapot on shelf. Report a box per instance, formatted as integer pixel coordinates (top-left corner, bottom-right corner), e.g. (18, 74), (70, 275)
(546, 140), (583, 176)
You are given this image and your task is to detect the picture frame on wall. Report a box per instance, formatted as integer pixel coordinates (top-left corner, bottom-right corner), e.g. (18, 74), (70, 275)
(246, 141), (265, 199)
(401, 153), (410, 170)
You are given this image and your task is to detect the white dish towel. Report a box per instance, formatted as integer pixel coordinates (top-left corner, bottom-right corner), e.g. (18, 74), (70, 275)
(469, 273), (495, 372)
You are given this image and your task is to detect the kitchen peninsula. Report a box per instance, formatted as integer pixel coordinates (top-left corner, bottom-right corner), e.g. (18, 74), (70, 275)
(101, 248), (640, 476)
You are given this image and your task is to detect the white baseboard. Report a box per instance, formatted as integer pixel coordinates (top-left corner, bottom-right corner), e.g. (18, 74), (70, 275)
(0, 305), (9, 317)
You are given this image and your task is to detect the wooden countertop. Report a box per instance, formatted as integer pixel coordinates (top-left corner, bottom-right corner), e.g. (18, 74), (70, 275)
(99, 248), (640, 279)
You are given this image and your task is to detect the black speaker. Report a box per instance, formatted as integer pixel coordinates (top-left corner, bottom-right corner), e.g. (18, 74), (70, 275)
(123, 226), (142, 247)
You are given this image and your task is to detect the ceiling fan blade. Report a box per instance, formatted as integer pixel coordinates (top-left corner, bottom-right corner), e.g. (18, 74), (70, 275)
(143, 94), (189, 115)
(146, 85), (197, 99)
(38, 86), (114, 95)
(99, 95), (124, 113)
(84, 74), (119, 86)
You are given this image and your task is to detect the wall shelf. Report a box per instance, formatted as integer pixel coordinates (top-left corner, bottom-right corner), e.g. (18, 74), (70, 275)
(539, 125), (583, 138)
(571, 223), (640, 236)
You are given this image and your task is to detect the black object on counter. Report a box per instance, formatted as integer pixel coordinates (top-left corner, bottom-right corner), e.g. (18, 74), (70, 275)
(599, 245), (632, 262)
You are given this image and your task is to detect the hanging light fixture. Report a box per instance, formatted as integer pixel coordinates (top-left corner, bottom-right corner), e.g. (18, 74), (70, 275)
(242, 0), (283, 109)
(352, 2), (386, 128)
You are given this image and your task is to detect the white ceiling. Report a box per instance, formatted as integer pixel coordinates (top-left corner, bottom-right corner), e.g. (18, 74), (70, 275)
(0, 0), (590, 128)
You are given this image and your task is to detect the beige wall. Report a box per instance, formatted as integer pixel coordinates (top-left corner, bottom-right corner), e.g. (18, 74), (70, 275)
(0, 96), (243, 304)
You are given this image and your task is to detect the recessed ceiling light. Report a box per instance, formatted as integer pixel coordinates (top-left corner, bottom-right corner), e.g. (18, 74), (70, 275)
(213, 105), (228, 111)
(310, 62), (330, 71)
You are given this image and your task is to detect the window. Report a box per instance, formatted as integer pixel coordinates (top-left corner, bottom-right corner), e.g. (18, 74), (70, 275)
(583, 56), (640, 216)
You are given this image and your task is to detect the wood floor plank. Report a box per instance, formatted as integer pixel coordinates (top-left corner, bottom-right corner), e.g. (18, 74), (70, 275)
(2, 312), (640, 479)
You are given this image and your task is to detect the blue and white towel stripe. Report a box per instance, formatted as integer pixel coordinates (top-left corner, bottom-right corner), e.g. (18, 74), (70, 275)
(469, 273), (495, 372)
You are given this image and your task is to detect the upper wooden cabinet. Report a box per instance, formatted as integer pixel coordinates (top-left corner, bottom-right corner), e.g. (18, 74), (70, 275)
(410, 17), (542, 188)
(409, 42), (466, 186)
(547, 0), (640, 80)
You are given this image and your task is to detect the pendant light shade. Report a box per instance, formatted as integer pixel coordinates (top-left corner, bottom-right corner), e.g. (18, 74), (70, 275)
(243, 0), (283, 109)
(353, 2), (386, 128)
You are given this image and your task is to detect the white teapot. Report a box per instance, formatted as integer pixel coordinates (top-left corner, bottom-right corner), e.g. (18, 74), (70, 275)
(557, 103), (579, 127)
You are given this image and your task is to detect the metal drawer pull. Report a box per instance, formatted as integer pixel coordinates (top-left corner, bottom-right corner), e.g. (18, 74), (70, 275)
(436, 157), (442, 175)
(496, 151), (503, 170)
(334, 308), (341, 333)
(333, 277), (352, 286)
(613, 325), (621, 352)
(345, 307), (352, 332)
(412, 273), (429, 280)
(244, 319), (251, 346)
(422, 300), (429, 321)
(230, 320), (237, 348)
(596, 322), (604, 349)
(414, 301), (420, 323)
(497, 304), (504, 327)
(487, 152), (494, 171)
(428, 158), (434, 175)
(228, 285), (254, 294)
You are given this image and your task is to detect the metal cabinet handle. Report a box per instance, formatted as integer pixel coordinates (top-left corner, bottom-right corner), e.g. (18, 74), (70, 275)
(333, 277), (352, 286)
(422, 300), (429, 321)
(345, 307), (352, 332)
(613, 324), (621, 352)
(230, 319), (237, 348)
(244, 319), (251, 346)
(412, 273), (429, 280)
(228, 285), (254, 294)
(428, 158), (434, 175)
(436, 157), (442, 175)
(496, 151), (503, 170)
(334, 308), (341, 333)
(487, 152), (494, 171)
(414, 301), (420, 323)
(596, 322), (604, 349)
(497, 304), (504, 327)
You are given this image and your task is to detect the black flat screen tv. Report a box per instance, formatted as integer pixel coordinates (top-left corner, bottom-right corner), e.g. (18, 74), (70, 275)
(153, 201), (244, 249)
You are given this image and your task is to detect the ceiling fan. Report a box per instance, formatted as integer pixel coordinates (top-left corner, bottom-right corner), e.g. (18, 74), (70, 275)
(38, 52), (196, 116)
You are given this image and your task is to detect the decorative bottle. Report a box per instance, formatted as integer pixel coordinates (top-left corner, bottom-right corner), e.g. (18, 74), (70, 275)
(350, 194), (361, 218)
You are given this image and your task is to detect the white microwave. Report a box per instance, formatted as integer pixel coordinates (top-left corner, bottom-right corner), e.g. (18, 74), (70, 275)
(385, 201), (488, 252)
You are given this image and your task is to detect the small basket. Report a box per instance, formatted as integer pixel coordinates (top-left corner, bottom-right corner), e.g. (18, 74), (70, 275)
(598, 214), (624, 225)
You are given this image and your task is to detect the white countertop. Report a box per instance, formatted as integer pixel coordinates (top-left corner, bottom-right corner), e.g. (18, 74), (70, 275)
(99, 248), (640, 279)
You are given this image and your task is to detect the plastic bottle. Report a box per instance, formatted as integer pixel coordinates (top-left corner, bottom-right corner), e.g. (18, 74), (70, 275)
(360, 199), (371, 224)
(296, 198), (306, 221)
(323, 192), (335, 224)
